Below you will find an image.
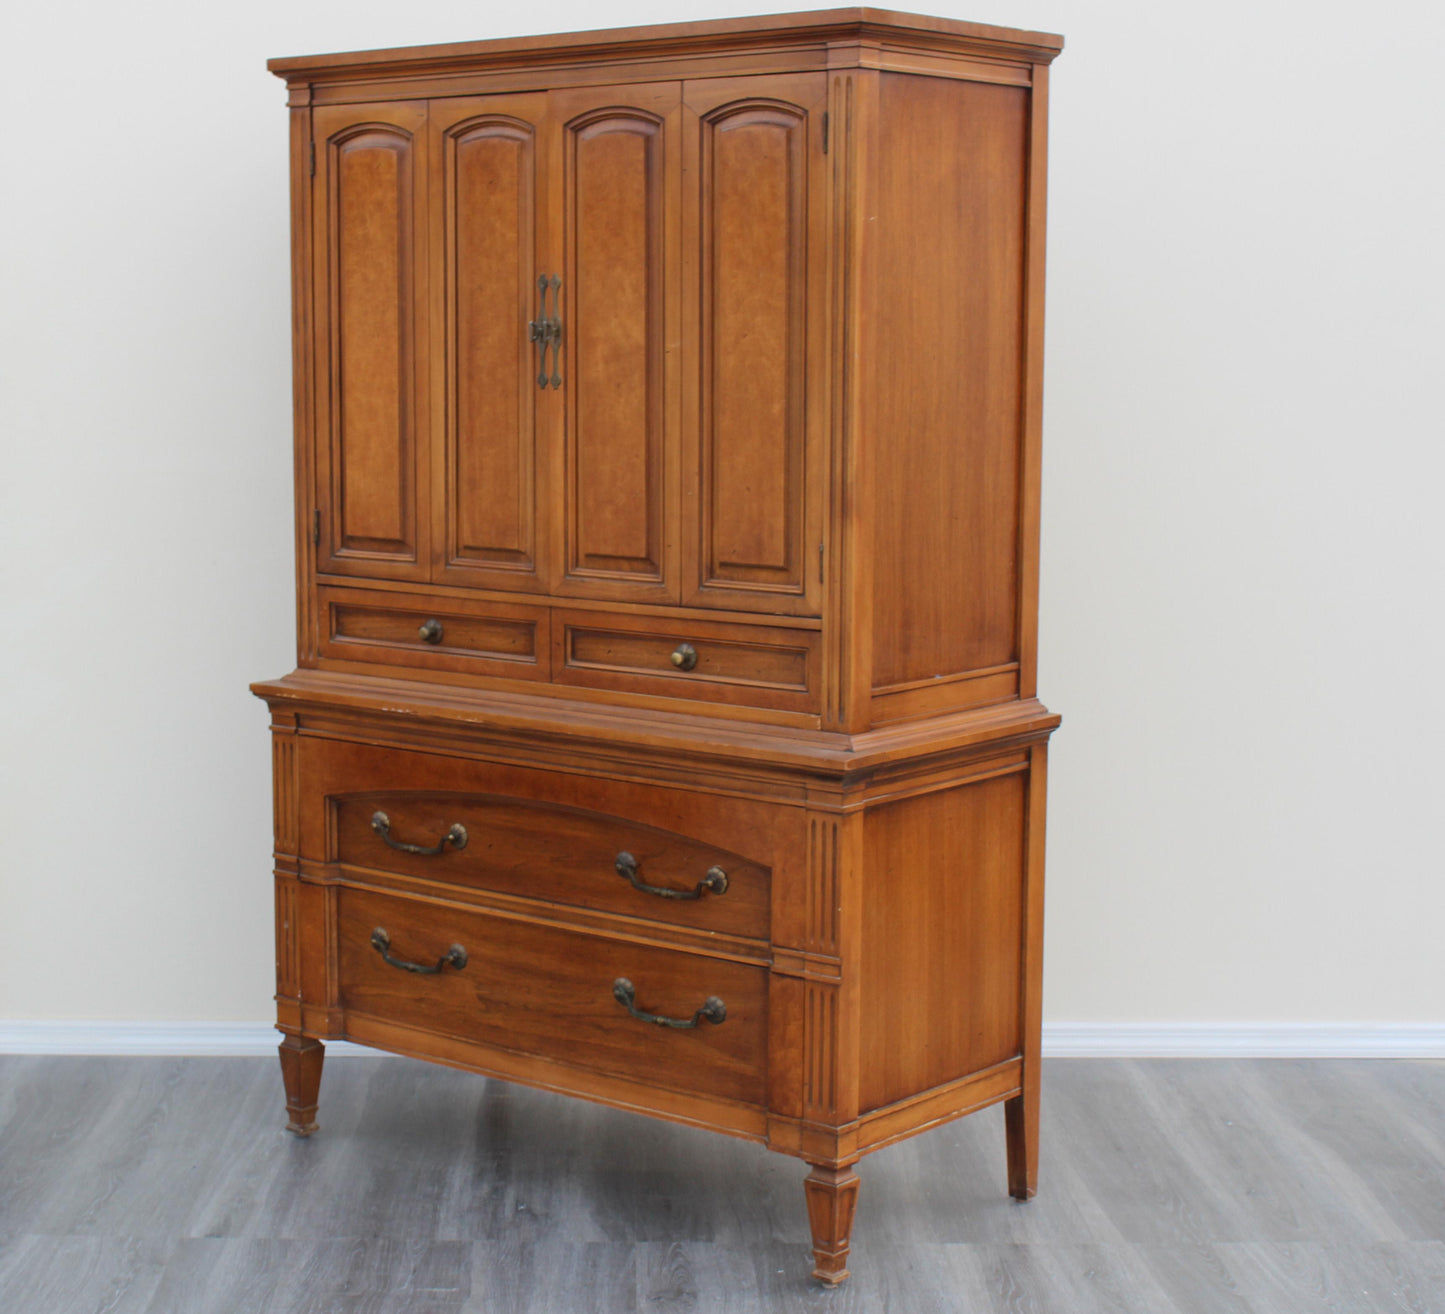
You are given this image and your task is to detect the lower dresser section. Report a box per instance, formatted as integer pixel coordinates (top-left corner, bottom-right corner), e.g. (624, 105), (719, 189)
(336, 885), (768, 1107)
(263, 690), (1057, 1287)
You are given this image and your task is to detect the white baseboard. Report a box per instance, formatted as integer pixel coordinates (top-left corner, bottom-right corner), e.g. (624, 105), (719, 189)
(1042, 1023), (1445, 1059)
(1, 1021), (1442, 1059)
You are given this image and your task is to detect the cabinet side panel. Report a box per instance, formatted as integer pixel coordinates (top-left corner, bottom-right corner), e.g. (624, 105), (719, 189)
(868, 75), (1027, 692)
(859, 771), (1025, 1112)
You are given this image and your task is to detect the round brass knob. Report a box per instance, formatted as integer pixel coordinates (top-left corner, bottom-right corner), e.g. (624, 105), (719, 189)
(670, 642), (698, 671)
(418, 618), (444, 645)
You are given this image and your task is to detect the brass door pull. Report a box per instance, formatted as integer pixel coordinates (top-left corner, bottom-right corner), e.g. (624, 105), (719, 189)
(528, 273), (562, 389)
(418, 618), (444, 644)
(370, 927), (468, 975)
(370, 810), (469, 855)
(615, 851), (728, 900)
(612, 977), (726, 1029)
(670, 642), (698, 671)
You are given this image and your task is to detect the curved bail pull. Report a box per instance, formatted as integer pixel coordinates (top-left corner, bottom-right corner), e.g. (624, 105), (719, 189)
(615, 852), (728, 901)
(370, 927), (468, 975)
(612, 977), (727, 1029)
(370, 811), (468, 856)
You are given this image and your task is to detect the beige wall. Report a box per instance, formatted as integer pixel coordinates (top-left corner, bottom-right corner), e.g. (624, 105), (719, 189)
(2, 0), (1442, 1030)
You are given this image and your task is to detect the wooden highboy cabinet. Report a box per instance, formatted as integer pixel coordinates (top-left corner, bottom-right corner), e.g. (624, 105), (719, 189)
(254, 8), (1062, 1285)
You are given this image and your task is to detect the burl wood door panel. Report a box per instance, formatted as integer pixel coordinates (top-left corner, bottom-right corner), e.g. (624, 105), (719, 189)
(312, 102), (430, 580)
(337, 886), (767, 1105)
(549, 85), (681, 603)
(429, 95), (549, 591)
(682, 75), (827, 616)
(333, 789), (769, 941)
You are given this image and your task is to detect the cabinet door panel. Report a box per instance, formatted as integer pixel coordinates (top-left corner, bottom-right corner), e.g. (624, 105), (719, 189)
(682, 76), (827, 615)
(313, 103), (429, 579)
(430, 96), (548, 590)
(552, 85), (681, 602)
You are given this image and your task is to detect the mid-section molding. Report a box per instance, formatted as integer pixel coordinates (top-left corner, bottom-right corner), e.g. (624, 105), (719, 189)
(251, 667), (1059, 791)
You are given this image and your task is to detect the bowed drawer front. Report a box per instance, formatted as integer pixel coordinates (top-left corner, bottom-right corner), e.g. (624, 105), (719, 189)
(298, 736), (788, 943)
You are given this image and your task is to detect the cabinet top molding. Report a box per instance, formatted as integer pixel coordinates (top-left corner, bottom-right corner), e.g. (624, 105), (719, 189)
(267, 8), (1064, 86)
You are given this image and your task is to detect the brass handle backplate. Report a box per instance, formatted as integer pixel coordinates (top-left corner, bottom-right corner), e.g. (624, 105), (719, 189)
(528, 274), (562, 389)
(670, 642), (698, 671)
(370, 810), (468, 856)
(612, 977), (726, 1029)
(418, 618), (444, 644)
(370, 927), (468, 975)
(615, 851), (728, 901)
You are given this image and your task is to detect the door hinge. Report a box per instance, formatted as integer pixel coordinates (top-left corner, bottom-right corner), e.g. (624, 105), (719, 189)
(822, 112), (829, 154)
(312, 508), (321, 547)
(308, 141), (316, 176)
(819, 542), (825, 584)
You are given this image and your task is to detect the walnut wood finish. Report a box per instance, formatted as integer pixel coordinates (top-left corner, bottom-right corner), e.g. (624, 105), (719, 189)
(260, 9), (1062, 1286)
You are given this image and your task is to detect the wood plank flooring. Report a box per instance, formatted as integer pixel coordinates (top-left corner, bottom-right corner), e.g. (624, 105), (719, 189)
(0, 1056), (1441, 1312)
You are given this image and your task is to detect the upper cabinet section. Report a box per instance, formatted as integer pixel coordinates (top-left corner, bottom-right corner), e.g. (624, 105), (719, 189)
(312, 103), (429, 580)
(277, 12), (1062, 730)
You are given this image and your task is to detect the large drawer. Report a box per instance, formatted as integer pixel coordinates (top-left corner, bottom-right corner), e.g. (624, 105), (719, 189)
(551, 609), (820, 713)
(299, 739), (792, 944)
(334, 789), (769, 941)
(338, 887), (767, 1106)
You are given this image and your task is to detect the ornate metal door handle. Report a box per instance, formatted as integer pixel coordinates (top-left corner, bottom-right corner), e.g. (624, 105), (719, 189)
(612, 977), (726, 1028)
(370, 927), (468, 974)
(370, 810), (468, 855)
(615, 851), (728, 900)
(528, 273), (562, 389)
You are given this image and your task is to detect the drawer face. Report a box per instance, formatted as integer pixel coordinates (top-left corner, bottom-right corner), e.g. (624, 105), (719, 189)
(338, 887), (767, 1106)
(319, 586), (547, 680)
(552, 609), (820, 712)
(335, 790), (769, 940)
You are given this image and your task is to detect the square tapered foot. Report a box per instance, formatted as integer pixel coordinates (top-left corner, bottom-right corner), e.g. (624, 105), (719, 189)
(804, 1163), (860, 1285)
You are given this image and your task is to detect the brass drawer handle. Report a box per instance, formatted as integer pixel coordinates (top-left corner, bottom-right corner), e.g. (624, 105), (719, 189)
(370, 927), (468, 975)
(615, 851), (728, 901)
(670, 642), (698, 671)
(418, 618), (444, 644)
(370, 810), (468, 855)
(612, 977), (726, 1029)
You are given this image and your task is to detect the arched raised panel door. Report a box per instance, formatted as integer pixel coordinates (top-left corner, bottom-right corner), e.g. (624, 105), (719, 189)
(682, 75), (828, 616)
(551, 85), (682, 602)
(311, 102), (430, 580)
(429, 96), (548, 590)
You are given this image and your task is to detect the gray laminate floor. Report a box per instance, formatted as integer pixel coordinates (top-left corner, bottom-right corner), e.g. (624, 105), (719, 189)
(1, 1056), (1442, 1312)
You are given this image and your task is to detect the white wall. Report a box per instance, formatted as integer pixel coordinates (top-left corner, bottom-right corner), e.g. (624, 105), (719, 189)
(2, 0), (1441, 1034)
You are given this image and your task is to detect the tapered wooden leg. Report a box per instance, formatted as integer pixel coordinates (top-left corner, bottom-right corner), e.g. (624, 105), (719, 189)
(278, 1034), (324, 1136)
(1005, 1089), (1038, 1199)
(804, 1163), (860, 1286)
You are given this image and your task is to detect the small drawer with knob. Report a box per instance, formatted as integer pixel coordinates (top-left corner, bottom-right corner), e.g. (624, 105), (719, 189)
(318, 586), (548, 682)
(551, 609), (820, 713)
